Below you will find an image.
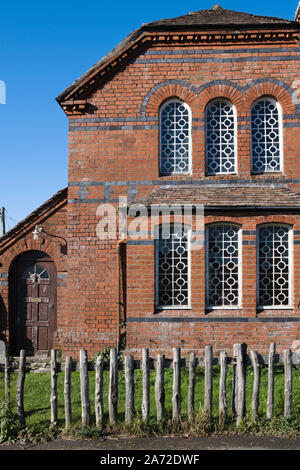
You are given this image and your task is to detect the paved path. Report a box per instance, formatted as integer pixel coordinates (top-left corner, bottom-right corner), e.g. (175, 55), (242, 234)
(0, 435), (300, 450)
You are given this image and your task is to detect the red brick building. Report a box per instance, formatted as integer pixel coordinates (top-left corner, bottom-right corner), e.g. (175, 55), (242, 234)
(2, 5), (300, 358)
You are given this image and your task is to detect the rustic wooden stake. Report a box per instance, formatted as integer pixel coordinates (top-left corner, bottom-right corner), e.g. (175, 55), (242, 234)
(204, 345), (213, 420)
(142, 348), (150, 422)
(231, 356), (237, 417)
(188, 352), (196, 421)
(172, 348), (181, 421)
(284, 349), (292, 418)
(109, 348), (118, 425)
(250, 350), (260, 420)
(235, 343), (245, 426)
(95, 355), (104, 428)
(155, 354), (165, 421)
(267, 343), (276, 419)
(16, 349), (26, 428)
(80, 349), (91, 426)
(219, 351), (227, 425)
(64, 356), (72, 429)
(4, 352), (10, 407)
(125, 355), (134, 424)
(50, 349), (58, 428)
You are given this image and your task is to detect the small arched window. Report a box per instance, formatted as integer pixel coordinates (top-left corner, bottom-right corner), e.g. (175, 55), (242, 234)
(251, 97), (283, 174)
(159, 99), (191, 175)
(205, 100), (237, 175)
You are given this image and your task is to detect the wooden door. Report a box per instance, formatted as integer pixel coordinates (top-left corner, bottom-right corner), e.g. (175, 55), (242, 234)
(10, 251), (57, 355)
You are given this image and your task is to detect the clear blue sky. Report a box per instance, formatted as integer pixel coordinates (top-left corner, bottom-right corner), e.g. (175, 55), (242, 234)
(0, 0), (298, 230)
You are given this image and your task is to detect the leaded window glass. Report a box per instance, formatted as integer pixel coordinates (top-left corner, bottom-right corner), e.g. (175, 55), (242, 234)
(160, 100), (191, 175)
(251, 98), (282, 173)
(155, 224), (190, 308)
(257, 225), (291, 308)
(206, 224), (240, 308)
(22, 265), (49, 281)
(205, 100), (236, 175)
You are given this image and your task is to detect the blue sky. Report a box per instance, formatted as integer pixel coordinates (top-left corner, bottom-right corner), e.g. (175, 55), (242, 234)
(0, 0), (298, 230)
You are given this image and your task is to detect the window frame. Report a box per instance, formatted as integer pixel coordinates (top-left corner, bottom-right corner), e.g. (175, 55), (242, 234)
(154, 223), (191, 310)
(159, 98), (192, 176)
(250, 96), (283, 175)
(205, 99), (238, 176)
(205, 222), (242, 310)
(256, 223), (293, 310)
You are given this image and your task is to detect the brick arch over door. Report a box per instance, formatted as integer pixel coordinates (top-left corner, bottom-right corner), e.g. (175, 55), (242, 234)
(9, 250), (57, 356)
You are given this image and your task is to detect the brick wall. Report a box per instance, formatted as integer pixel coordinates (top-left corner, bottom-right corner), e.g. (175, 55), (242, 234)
(2, 27), (300, 358)
(63, 36), (300, 358)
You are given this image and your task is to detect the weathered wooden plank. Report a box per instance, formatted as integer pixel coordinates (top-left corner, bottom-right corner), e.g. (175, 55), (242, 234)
(125, 355), (134, 424)
(50, 349), (58, 428)
(142, 348), (150, 422)
(16, 350), (26, 428)
(188, 352), (196, 421)
(172, 348), (181, 421)
(231, 356), (237, 417)
(80, 349), (91, 426)
(4, 352), (10, 407)
(109, 348), (118, 425)
(204, 345), (213, 420)
(95, 355), (104, 428)
(64, 356), (72, 430)
(250, 350), (260, 420)
(267, 343), (276, 419)
(235, 343), (245, 426)
(219, 351), (227, 425)
(155, 354), (165, 421)
(284, 349), (292, 418)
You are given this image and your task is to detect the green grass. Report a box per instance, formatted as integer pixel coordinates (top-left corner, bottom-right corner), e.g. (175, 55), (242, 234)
(1, 364), (300, 441)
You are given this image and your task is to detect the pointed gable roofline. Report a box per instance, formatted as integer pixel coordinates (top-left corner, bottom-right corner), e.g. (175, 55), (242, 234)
(56, 6), (300, 107)
(0, 187), (67, 253)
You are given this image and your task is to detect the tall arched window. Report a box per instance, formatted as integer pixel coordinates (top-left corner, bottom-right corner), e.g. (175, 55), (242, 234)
(205, 100), (237, 175)
(206, 223), (241, 308)
(159, 99), (191, 175)
(251, 97), (283, 174)
(155, 224), (190, 308)
(257, 224), (292, 308)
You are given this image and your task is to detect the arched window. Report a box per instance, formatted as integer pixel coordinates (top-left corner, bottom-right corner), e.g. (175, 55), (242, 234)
(251, 97), (283, 174)
(206, 223), (241, 308)
(205, 100), (237, 175)
(159, 99), (191, 175)
(155, 224), (190, 308)
(257, 224), (292, 308)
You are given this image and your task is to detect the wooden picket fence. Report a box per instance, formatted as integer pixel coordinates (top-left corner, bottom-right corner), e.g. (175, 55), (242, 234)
(3, 343), (297, 429)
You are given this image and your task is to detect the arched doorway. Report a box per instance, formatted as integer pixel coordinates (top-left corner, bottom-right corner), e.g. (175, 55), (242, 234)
(9, 251), (57, 356)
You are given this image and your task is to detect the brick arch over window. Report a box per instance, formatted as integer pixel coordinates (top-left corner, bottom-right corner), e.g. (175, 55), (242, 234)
(0, 237), (66, 272)
(197, 84), (243, 114)
(243, 81), (296, 114)
(142, 81), (197, 117)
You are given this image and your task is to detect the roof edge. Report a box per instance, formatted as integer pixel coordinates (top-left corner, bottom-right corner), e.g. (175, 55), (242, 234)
(0, 187), (68, 250)
(56, 17), (300, 105)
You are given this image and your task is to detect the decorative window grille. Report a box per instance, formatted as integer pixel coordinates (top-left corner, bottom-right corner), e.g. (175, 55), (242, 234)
(205, 100), (236, 175)
(257, 225), (291, 308)
(22, 265), (49, 281)
(251, 98), (282, 173)
(155, 224), (190, 308)
(159, 100), (191, 175)
(206, 224), (241, 308)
